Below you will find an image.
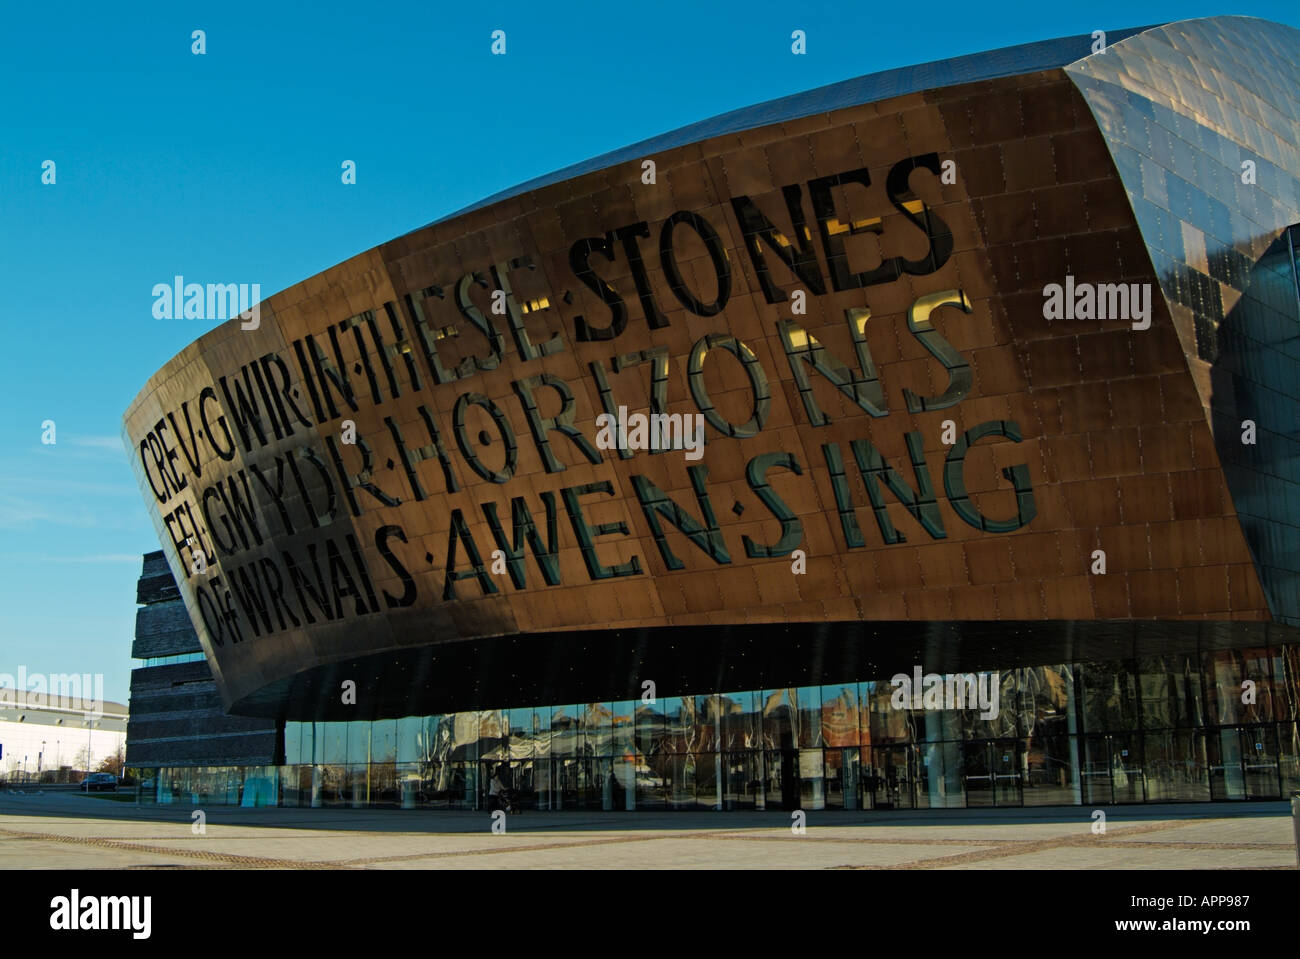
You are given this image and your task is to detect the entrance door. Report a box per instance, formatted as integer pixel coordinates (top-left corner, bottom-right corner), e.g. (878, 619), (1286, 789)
(962, 741), (1023, 807)
(1241, 725), (1281, 799)
(723, 751), (760, 810)
(1082, 735), (1145, 804)
(992, 741), (1023, 806)
(763, 750), (801, 810)
(872, 745), (916, 809)
(554, 758), (592, 809)
(825, 748), (860, 810)
(963, 742), (994, 807)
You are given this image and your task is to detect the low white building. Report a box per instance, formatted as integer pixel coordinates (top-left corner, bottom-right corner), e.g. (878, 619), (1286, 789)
(0, 692), (128, 781)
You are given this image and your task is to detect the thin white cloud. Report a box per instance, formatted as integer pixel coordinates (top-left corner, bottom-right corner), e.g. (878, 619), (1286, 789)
(0, 495), (104, 529)
(66, 435), (128, 453)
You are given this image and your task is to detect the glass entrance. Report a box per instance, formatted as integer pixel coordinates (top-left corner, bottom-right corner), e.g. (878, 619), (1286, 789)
(963, 741), (994, 806)
(554, 757), (593, 809)
(872, 745), (917, 809)
(962, 741), (1023, 807)
(992, 742), (1023, 806)
(763, 749), (801, 810)
(1241, 725), (1281, 799)
(1082, 735), (1145, 803)
(1209, 725), (1282, 800)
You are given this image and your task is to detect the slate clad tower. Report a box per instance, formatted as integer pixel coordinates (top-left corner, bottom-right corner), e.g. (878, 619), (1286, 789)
(123, 17), (1300, 810)
(127, 552), (279, 772)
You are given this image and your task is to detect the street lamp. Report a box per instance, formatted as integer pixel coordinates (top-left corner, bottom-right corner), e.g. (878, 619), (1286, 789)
(84, 712), (95, 776)
(38, 742), (44, 783)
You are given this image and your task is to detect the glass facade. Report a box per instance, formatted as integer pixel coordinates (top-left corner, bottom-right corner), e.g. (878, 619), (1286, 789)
(135, 640), (1300, 811)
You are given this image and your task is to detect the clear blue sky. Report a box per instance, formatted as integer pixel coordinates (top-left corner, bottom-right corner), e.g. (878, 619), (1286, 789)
(2, 1), (1296, 704)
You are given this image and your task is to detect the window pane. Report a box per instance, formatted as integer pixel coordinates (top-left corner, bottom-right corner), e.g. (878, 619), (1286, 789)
(1143, 730), (1210, 801)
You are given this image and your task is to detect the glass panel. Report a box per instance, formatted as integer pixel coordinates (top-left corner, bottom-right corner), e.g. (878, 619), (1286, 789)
(347, 764), (368, 807)
(585, 702), (616, 756)
(479, 710), (507, 760)
(322, 722), (346, 765)
(637, 753), (667, 810)
(1024, 734), (1080, 806)
(369, 760), (397, 807)
(396, 716), (424, 764)
(824, 747), (859, 810)
(1277, 721), (1300, 797)
(761, 689), (794, 751)
(1282, 646), (1300, 720)
(1142, 730), (1210, 802)
(1078, 661), (1139, 732)
(1020, 664), (1076, 740)
(865, 679), (915, 744)
(1242, 725), (1280, 799)
(1203, 649), (1248, 726)
(318, 763), (347, 806)
(964, 742), (994, 807)
(872, 745), (916, 809)
(665, 753), (696, 809)
(453, 712), (481, 762)
(820, 685), (860, 748)
(371, 719), (397, 764)
(720, 690), (757, 752)
(762, 749), (798, 810)
(417, 761), (449, 806)
(660, 696), (686, 753)
(345, 722), (370, 764)
(1138, 653), (1205, 729)
(691, 696), (721, 753)
(397, 762), (420, 808)
(993, 741), (1023, 806)
(284, 765), (310, 808)
(696, 752), (723, 811)
(554, 756), (587, 809)
(610, 700), (635, 757)
(524, 705), (551, 760)
(962, 671), (1017, 740)
(1242, 648), (1285, 722)
(429, 716), (456, 770)
(284, 722), (303, 766)
(612, 755), (637, 810)
(797, 748), (823, 809)
(1081, 736), (1112, 805)
(917, 740), (962, 808)
(793, 686), (822, 747)
(636, 698), (665, 758)
(724, 750), (761, 810)
(1110, 733), (1145, 803)
(549, 706), (579, 758)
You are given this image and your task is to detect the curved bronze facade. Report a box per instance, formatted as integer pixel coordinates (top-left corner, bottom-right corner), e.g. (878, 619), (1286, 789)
(124, 17), (1300, 724)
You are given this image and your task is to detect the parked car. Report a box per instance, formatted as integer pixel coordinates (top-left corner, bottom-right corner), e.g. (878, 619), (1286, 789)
(80, 773), (118, 792)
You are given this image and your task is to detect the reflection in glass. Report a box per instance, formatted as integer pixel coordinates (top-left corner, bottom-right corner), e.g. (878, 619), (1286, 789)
(142, 636), (1300, 811)
(1142, 730), (1209, 802)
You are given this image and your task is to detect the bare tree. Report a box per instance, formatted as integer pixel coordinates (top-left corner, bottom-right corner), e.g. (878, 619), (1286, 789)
(95, 745), (125, 777)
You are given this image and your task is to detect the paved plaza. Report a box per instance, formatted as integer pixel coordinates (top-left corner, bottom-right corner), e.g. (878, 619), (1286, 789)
(0, 791), (1295, 869)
